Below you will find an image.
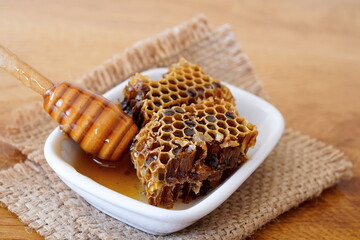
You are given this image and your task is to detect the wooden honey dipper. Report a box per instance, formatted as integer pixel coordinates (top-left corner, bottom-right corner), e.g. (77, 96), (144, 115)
(0, 45), (138, 161)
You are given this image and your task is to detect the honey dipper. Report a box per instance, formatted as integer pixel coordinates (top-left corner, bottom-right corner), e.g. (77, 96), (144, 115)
(0, 45), (138, 161)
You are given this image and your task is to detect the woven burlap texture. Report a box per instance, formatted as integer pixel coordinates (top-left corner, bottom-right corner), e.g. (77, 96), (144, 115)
(0, 16), (352, 240)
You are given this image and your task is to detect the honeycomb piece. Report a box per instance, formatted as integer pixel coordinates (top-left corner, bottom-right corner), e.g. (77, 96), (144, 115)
(121, 58), (234, 127)
(131, 98), (258, 208)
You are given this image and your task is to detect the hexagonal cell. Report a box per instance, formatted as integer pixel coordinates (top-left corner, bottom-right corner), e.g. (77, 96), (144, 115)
(237, 125), (247, 132)
(150, 82), (159, 88)
(229, 127), (238, 136)
(163, 109), (175, 116)
(225, 111), (236, 119)
(174, 113), (183, 121)
(193, 72), (201, 78)
(236, 117), (244, 125)
(162, 143), (172, 152)
(168, 78), (177, 85)
(205, 108), (215, 115)
(215, 106), (226, 114)
(162, 125), (173, 132)
(170, 94), (178, 100)
(196, 125), (206, 133)
(176, 76), (185, 82)
(194, 78), (202, 84)
(217, 121), (227, 129)
(205, 101), (214, 107)
(169, 85), (177, 92)
(178, 91), (188, 98)
(161, 133), (172, 141)
(216, 113), (226, 121)
(153, 99), (162, 107)
(207, 123), (216, 130)
(151, 90), (161, 97)
(185, 74), (193, 80)
(185, 120), (196, 127)
(194, 104), (205, 110)
(163, 116), (173, 124)
(174, 107), (185, 113)
(184, 127), (195, 136)
(183, 68), (191, 74)
(205, 115), (216, 123)
(162, 96), (171, 103)
(174, 121), (185, 129)
(203, 75), (210, 82)
(177, 83), (187, 91)
(159, 79), (167, 85)
(160, 87), (170, 95)
(173, 130), (184, 138)
(185, 81), (194, 87)
(226, 119), (236, 127)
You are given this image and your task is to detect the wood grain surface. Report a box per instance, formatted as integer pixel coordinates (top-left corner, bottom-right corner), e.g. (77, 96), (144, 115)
(0, 0), (359, 239)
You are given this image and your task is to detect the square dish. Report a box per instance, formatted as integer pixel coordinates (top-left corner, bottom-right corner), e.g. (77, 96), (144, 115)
(44, 68), (284, 235)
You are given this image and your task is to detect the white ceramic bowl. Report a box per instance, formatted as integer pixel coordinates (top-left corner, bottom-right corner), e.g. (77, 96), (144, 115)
(44, 68), (284, 235)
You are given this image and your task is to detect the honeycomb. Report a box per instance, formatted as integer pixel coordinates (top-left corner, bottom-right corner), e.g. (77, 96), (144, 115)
(130, 97), (258, 208)
(121, 58), (235, 127)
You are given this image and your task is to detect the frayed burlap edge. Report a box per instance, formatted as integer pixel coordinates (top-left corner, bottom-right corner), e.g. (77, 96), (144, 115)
(0, 15), (352, 240)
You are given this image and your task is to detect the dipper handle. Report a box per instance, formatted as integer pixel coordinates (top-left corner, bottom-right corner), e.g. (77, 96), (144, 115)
(0, 45), (54, 95)
(0, 45), (138, 161)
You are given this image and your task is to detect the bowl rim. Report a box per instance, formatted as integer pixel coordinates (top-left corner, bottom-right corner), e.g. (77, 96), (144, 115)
(44, 67), (285, 224)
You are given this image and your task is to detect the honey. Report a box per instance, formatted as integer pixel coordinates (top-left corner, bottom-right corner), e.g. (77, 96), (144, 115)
(61, 136), (145, 201)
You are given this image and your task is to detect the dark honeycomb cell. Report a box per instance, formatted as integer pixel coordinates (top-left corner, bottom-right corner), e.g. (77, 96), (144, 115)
(174, 107), (185, 113)
(185, 120), (196, 128)
(163, 109), (175, 116)
(225, 111), (236, 119)
(187, 89), (197, 97)
(205, 115), (216, 123)
(184, 128), (195, 136)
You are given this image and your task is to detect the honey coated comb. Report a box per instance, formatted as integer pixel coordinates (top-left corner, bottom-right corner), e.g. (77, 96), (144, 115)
(130, 98), (258, 208)
(121, 58), (235, 127)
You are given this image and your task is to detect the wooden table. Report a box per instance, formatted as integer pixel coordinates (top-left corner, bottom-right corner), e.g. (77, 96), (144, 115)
(1, 0), (359, 239)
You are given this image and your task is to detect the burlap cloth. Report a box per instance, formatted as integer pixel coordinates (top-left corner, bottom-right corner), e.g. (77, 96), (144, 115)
(0, 16), (352, 240)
